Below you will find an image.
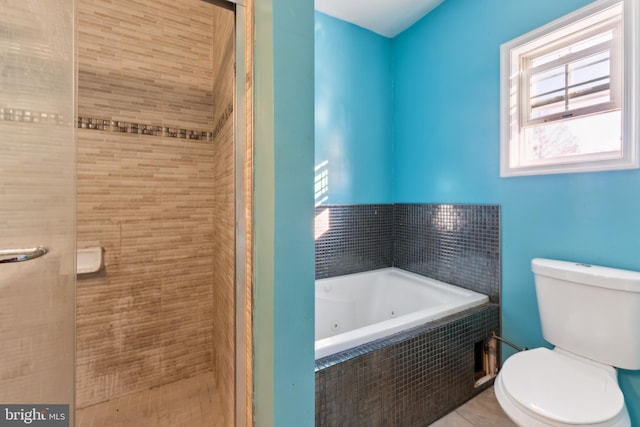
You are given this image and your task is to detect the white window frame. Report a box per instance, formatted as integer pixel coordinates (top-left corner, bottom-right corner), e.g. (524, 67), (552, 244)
(500, 0), (639, 177)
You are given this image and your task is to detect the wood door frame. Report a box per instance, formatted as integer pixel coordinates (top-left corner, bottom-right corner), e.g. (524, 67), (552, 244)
(235, 1), (254, 426)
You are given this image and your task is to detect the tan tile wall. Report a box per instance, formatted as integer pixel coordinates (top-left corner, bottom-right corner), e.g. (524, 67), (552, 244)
(76, 0), (235, 409)
(77, 0), (216, 131)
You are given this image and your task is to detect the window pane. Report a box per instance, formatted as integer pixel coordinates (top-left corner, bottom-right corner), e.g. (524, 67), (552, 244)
(530, 95), (565, 119)
(569, 87), (611, 110)
(530, 66), (565, 97)
(523, 110), (621, 161)
(570, 51), (610, 86)
(568, 51), (612, 109)
(530, 30), (613, 67)
(529, 66), (566, 118)
(528, 49), (613, 121)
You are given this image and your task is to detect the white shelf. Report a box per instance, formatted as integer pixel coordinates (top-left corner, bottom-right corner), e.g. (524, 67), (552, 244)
(77, 247), (103, 275)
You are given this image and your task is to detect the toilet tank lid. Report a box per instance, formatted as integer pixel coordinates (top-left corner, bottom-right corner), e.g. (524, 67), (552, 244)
(532, 258), (640, 293)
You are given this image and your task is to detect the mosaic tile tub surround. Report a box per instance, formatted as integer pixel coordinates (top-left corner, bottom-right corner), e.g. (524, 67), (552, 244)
(394, 204), (500, 303)
(314, 203), (501, 426)
(315, 203), (500, 302)
(316, 304), (500, 426)
(315, 204), (393, 278)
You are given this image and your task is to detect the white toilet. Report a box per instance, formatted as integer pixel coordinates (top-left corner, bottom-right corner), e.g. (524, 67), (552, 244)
(495, 258), (640, 427)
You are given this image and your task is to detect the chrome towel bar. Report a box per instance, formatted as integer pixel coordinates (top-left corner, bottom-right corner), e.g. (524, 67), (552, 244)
(0, 247), (48, 264)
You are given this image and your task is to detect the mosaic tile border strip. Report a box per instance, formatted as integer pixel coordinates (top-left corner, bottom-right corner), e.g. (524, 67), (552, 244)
(0, 109), (217, 142)
(77, 116), (213, 141)
(0, 107), (67, 125)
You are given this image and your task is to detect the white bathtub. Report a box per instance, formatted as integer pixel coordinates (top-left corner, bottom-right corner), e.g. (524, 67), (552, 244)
(315, 268), (489, 359)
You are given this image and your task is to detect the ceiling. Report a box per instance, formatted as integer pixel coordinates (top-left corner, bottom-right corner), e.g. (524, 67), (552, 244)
(315, 0), (445, 38)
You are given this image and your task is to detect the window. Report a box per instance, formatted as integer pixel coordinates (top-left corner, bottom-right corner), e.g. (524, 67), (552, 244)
(500, 0), (639, 177)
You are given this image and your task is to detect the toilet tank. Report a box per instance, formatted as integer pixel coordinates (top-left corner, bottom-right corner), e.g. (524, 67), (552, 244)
(532, 258), (640, 370)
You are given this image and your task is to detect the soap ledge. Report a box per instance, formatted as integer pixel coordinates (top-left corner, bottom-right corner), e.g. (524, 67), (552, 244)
(77, 247), (104, 275)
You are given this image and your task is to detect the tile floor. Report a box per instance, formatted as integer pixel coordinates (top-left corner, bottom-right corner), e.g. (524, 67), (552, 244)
(76, 374), (511, 427)
(429, 386), (517, 427)
(75, 372), (226, 427)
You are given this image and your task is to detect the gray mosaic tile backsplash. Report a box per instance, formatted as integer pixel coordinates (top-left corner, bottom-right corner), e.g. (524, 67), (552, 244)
(394, 204), (500, 303)
(315, 204), (393, 279)
(315, 203), (501, 302)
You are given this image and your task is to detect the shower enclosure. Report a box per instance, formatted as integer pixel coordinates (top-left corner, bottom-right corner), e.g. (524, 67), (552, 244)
(0, 0), (76, 423)
(0, 0), (251, 425)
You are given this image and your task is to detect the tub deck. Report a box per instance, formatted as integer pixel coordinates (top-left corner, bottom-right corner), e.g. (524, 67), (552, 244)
(315, 267), (489, 359)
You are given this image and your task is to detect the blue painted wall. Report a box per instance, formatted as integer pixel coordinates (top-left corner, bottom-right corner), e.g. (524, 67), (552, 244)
(315, 12), (392, 204)
(255, 0), (315, 425)
(393, 0), (640, 423)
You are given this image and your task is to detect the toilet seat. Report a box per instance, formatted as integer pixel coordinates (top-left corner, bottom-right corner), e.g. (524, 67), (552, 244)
(497, 347), (627, 426)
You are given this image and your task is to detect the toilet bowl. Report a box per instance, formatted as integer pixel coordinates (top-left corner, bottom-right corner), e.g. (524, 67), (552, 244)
(495, 259), (640, 427)
(494, 348), (630, 427)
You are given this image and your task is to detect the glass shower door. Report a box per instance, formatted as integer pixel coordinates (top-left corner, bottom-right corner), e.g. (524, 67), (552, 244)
(0, 0), (75, 423)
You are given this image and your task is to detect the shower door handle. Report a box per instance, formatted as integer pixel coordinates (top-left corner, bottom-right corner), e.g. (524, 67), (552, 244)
(0, 247), (48, 264)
